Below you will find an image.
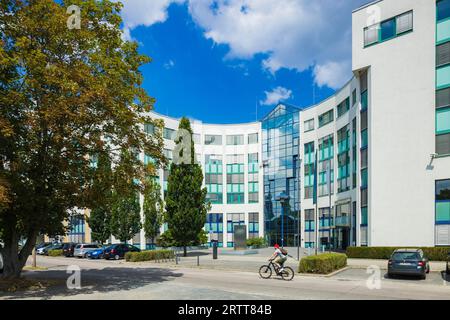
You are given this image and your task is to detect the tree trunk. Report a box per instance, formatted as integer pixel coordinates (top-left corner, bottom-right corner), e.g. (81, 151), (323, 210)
(1, 231), (37, 280)
(183, 246), (187, 257)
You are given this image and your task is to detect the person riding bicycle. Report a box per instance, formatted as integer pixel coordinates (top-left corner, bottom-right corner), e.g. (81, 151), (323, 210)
(269, 244), (287, 272)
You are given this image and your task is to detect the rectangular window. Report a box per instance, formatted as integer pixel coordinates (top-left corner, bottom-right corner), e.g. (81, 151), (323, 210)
(144, 123), (155, 135)
(352, 89), (357, 106)
(318, 109), (334, 128)
(337, 97), (350, 118)
(380, 19), (396, 41)
(364, 25), (379, 47)
(361, 168), (368, 188)
(437, 65), (450, 89)
(248, 133), (259, 144)
(437, 87), (450, 109)
(360, 110), (368, 131)
(436, 179), (450, 225)
(437, 42), (450, 68)
(396, 11), (413, 35)
(304, 119), (315, 132)
(437, 133), (450, 155)
(205, 135), (222, 145)
(163, 128), (175, 140)
(361, 207), (368, 226)
(438, 0), (450, 22)
(226, 135), (244, 145)
(361, 129), (368, 149)
(437, 107), (450, 134)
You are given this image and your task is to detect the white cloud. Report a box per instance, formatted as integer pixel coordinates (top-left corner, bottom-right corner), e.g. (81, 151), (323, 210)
(164, 60), (176, 69)
(117, 0), (365, 89)
(188, 0), (363, 89)
(314, 60), (351, 90)
(260, 87), (293, 106)
(117, 0), (184, 41)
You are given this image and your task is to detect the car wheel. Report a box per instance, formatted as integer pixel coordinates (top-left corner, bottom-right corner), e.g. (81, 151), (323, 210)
(426, 265), (430, 274)
(114, 254), (120, 260)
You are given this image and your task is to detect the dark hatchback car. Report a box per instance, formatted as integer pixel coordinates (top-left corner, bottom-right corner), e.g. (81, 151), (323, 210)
(388, 249), (430, 279)
(62, 243), (78, 257)
(103, 244), (140, 260)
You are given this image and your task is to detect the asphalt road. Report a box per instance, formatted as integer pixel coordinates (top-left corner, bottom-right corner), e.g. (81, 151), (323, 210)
(0, 256), (449, 300)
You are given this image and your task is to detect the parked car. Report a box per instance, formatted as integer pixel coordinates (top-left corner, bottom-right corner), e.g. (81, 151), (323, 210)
(62, 243), (78, 257)
(36, 242), (52, 250)
(37, 243), (55, 255)
(74, 244), (101, 258)
(446, 251), (450, 275)
(103, 244), (140, 260)
(87, 245), (109, 259)
(43, 243), (64, 255)
(388, 248), (430, 280)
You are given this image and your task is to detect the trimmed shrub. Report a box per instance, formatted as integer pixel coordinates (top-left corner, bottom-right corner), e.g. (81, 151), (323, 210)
(246, 237), (266, 248)
(298, 253), (347, 274)
(346, 247), (450, 261)
(48, 249), (63, 257)
(125, 249), (175, 262)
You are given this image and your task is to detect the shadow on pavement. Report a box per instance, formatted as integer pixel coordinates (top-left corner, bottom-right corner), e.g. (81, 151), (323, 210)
(1, 267), (183, 300)
(441, 271), (450, 283)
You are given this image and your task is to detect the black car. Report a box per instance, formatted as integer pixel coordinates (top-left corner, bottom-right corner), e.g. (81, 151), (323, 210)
(388, 249), (430, 279)
(446, 251), (450, 275)
(103, 244), (140, 260)
(62, 243), (78, 257)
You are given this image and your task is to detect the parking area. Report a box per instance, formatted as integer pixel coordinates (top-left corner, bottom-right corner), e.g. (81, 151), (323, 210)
(332, 268), (450, 286)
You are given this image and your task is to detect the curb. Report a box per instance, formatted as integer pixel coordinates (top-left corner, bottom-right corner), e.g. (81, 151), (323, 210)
(297, 267), (350, 278)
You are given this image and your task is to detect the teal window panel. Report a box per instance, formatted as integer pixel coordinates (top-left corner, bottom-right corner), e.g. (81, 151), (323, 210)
(438, 0), (450, 22)
(436, 202), (450, 222)
(361, 207), (368, 225)
(437, 65), (450, 89)
(437, 107), (450, 134)
(361, 168), (368, 188)
(361, 129), (368, 149)
(437, 19), (450, 44)
(380, 18), (396, 41)
(361, 91), (368, 110)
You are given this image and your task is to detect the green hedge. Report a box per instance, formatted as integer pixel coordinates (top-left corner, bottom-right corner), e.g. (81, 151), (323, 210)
(298, 253), (347, 274)
(48, 249), (63, 257)
(246, 237), (266, 248)
(346, 247), (450, 261)
(125, 250), (175, 262)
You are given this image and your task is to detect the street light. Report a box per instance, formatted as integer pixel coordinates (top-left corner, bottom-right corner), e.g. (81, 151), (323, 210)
(275, 191), (290, 248)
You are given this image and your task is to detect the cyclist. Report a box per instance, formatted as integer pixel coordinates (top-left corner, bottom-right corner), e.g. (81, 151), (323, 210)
(269, 244), (287, 272)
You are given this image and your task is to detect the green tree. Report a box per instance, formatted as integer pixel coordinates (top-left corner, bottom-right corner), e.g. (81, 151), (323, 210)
(143, 178), (164, 246)
(86, 152), (113, 244)
(0, 0), (164, 278)
(110, 191), (142, 243)
(165, 118), (211, 256)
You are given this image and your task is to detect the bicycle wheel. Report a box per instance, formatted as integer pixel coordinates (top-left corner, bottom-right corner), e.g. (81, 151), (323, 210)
(259, 265), (272, 279)
(281, 267), (295, 281)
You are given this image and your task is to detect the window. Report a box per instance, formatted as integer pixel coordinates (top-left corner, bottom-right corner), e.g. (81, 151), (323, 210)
(304, 119), (315, 132)
(436, 180), (450, 224)
(337, 97), (350, 118)
(437, 65), (450, 89)
(437, 107), (450, 135)
(364, 25), (379, 47)
(396, 11), (413, 35)
(364, 11), (413, 47)
(205, 134), (222, 145)
(361, 129), (368, 149)
(352, 89), (357, 106)
(361, 168), (368, 188)
(226, 135), (244, 145)
(438, 0), (450, 22)
(144, 123), (155, 135)
(437, 42), (450, 68)
(163, 128), (175, 140)
(318, 109), (334, 128)
(248, 213), (259, 237)
(248, 133), (258, 144)
(205, 214), (224, 247)
(437, 133), (450, 155)
(380, 19), (396, 41)
(437, 87), (450, 109)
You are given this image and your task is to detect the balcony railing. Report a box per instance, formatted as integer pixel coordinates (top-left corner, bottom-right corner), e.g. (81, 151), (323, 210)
(335, 215), (351, 227)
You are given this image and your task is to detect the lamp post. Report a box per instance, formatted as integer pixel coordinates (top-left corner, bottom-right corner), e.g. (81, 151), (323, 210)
(276, 191), (290, 248)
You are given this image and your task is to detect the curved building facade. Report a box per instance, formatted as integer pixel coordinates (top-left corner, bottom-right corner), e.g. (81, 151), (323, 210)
(63, 0), (450, 249)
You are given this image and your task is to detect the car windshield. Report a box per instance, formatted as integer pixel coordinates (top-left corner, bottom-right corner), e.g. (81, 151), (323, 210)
(392, 252), (421, 261)
(75, 245), (81, 249)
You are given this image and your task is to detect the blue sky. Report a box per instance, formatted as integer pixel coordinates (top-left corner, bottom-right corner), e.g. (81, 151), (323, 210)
(119, 0), (368, 124)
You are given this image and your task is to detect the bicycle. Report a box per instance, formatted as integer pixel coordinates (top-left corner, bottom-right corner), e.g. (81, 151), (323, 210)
(259, 259), (294, 281)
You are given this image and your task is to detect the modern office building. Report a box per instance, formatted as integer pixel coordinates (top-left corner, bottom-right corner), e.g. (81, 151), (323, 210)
(62, 0), (450, 249)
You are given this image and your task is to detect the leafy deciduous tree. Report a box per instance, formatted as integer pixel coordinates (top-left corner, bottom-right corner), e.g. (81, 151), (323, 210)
(143, 177), (163, 247)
